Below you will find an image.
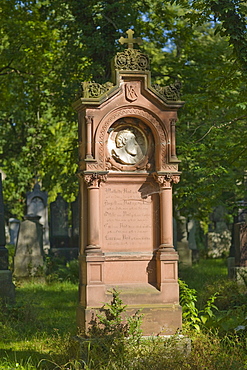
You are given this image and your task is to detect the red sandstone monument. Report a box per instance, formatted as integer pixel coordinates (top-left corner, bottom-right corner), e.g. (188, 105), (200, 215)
(73, 29), (185, 335)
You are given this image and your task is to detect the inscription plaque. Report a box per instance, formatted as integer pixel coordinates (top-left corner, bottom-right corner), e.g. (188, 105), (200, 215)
(102, 183), (153, 252)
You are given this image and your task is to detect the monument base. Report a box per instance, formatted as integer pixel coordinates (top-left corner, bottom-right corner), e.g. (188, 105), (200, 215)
(77, 302), (182, 336)
(0, 270), (15, 304)
(77, 281), (182, 336)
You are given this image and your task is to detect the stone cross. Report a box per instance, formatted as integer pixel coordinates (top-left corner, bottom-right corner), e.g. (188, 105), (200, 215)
(119, 29), (142, 49)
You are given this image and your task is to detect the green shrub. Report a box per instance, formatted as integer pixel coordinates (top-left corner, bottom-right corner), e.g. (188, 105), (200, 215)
(45, 257), (79, 284)
(179, 279), (218, 331)
(79, 289), (143, 369)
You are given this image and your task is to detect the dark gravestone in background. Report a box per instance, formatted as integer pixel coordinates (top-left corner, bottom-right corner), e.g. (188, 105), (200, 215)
(14, 215), (44, 277)
(50, 194), (78, 261)
(9, 218), (20, 246)
(50, 194), (69, 248)
(71, 196), (79, 249)
(0, 173), (8, 270)
(26, 183), (50, 252)
(0, 173), (15, 303)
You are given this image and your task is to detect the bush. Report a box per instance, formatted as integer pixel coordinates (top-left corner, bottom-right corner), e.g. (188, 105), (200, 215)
(45, 257), (79, 284)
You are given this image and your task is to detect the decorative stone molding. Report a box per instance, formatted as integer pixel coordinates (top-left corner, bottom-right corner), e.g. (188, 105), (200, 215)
(83, 173), (108, 188)
(85, 115), (94, 159)
(153, 173), (180, 188)
(114, 48), (150, 71)
(169, 118), (178, 160)
(152, 81), (182, 101)
(81, 81), (114, 98)
(125, 82), (138, 101)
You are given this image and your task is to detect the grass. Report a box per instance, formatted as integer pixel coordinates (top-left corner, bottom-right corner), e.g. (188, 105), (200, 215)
(0, 258), (247, 369)
(0, 280), (78, 369)
(179, 258), (229, 308)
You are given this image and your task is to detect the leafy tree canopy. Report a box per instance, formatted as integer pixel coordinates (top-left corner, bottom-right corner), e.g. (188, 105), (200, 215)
(0, 0), (246, 222)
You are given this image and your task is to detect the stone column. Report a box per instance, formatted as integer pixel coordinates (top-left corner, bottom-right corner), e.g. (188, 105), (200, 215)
(77, 172), (108, 327)
(153, 173), (180, 300)
(170, 118), (178, 161)
(85, 116), (93, 159)
(154, 173), (180, 251)
(84, 173), (107, 253)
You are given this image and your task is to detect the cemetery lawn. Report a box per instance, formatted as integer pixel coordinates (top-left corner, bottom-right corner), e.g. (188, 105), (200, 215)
(0, 280), (78, 369)
(0, 259), (247, 369)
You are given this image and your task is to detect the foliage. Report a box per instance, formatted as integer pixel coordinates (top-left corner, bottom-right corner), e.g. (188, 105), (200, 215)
(0, 0), (246, 221)
(79, 288), (143, 368)
(1, 262), (247, 368)
(45, 257), (79, 284)
(179, 278), (219, 331)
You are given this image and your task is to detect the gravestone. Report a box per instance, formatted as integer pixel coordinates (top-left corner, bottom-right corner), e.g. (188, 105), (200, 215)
(176, 214), (192, 267)
(233, 223), (247, 267)
(74, 29), (184, 335)
(14, 214), (44, 277)
(0, 173), (15, 303)
(71, 196), (79, 249)
(50, 194), (69, 250)
(188, 218), (199, 262)
(9, 218), (20, 246)
(26, 183), (50, 252)
(50, 194), (77, 260)
(207, 205), (231, 258)
(228, 223), (247, 283)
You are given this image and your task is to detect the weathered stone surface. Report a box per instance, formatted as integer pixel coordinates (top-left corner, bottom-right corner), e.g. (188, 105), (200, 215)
(0, 173), (15, 302)
(9, 218), (20, 246)
(0, 270), (15, 303)
(50, 194), (69, 248)
(26, 183), (50, 252)
(14, 215), (44, 277)
(0, 173), (8, 270)
(71, 196), (79, 249)
(207, 206), (231, 258)
(74, 29), (184, 336)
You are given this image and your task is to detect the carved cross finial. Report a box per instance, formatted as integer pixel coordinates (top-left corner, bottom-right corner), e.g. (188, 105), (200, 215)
(119, 29), (142, 49)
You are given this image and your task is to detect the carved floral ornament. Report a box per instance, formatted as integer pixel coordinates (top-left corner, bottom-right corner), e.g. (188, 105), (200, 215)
(114, 48), (150, 71)
(153, 173), (180, 188)
(83, 173), (108, 188)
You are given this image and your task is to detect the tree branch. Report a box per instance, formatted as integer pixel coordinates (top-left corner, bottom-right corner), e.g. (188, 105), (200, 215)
(196, 115), (247, 142)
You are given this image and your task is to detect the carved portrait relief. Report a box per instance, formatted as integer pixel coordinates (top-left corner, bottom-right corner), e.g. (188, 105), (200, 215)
(107, 117), (154, 171)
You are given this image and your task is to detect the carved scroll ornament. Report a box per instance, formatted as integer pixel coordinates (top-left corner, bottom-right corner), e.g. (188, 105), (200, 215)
(83, 173), (107, 188)
(153, 173), (180, 188)
(152, 81), (182, 101)
(81, 81), (113, 98)
(114, 48), (149, 71)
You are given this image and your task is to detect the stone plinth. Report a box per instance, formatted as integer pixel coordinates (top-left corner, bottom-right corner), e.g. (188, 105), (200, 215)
(74, 30), (184, 336)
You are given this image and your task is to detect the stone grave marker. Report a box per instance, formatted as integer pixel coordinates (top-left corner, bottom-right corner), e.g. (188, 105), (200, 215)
(71, 196), (79, 249)
(50, 194), (77, 260)
(73, 29), (184, 336)
(50, 194), (69, 246)
(176, 214), (192, 267)
(0, 173), (15, 302)
(207, 205), (231, 258)
(229, 223), (247, 282)
(9, 218), (20, 246)
(26, 183), (50, 252)
(188, 218), (199, 262)
(14, 214), (44, 277)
